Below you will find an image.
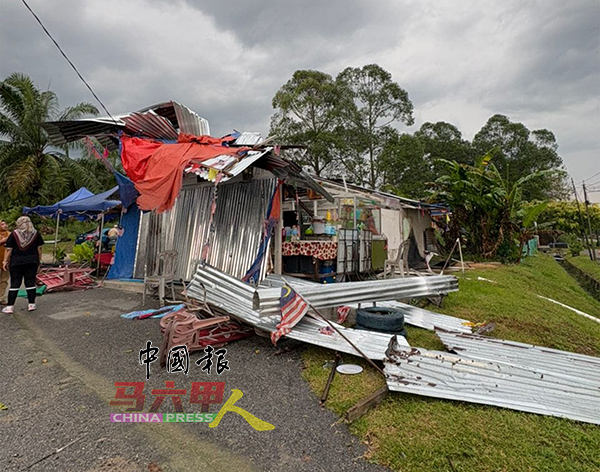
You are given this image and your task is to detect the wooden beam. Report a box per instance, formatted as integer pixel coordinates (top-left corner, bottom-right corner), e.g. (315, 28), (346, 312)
(344, 386), (389, 423)
(274, 186), (283, 275)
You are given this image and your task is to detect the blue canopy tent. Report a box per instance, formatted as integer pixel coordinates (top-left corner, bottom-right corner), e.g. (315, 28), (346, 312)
(23, 187), (95, 219)
(24, 187), (121, 263)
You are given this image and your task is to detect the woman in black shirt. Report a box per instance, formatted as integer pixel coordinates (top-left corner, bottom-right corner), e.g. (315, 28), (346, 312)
(2, 216), (44, 313)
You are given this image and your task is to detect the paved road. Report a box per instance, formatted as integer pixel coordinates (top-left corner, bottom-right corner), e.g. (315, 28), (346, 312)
(0, 288), (388, 472)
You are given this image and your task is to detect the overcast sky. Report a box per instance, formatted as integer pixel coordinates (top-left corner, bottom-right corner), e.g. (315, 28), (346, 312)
(1, 0), (599, 199)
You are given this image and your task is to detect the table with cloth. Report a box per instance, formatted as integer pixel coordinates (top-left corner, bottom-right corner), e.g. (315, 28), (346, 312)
(282, 241), (338, 260)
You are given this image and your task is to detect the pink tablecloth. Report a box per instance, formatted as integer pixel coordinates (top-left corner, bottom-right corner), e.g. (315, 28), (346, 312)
(282, 241), (338, 260)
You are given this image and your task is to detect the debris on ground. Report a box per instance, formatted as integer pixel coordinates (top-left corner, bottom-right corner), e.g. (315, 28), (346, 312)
(120, 303), (186, 320)
(37, 266), (94, 292)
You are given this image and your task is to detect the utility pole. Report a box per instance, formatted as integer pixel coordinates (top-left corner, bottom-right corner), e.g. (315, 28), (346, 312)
(582, 182), (597, 260)
(572, 178), (594, 260)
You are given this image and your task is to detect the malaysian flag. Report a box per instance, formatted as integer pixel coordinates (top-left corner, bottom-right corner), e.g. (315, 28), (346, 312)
(270, 284), (309, 345)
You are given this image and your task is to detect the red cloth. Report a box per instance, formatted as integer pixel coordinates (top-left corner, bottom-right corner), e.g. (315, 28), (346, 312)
(122, 134), (248, 213)
(121, 137), (162, 182)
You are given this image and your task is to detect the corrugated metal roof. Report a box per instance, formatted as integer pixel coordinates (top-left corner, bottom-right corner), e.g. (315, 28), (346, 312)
(233, 132), (262, 146)
(186, 264), (409, 360)
(255, 275), (459, 316)
(42, 101), (210, 149)
(437, 331), (600, 384)
(172, 101), (210, 136)
(123, 110), (178, 141)
(384, 343), (600, 425)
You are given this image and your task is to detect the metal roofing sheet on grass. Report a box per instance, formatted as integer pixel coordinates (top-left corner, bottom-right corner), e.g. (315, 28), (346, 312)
(437, 331), (600, 384)
(384, 344), (600, 425)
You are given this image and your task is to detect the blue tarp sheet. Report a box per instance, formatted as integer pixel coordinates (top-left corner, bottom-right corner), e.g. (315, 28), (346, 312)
(107, 204), (141, 280)
(23, 187), (95, 218)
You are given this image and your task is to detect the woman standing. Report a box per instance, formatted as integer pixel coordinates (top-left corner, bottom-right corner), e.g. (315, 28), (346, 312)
(0, 220), (10, 304)
(2, 216), (44, 314)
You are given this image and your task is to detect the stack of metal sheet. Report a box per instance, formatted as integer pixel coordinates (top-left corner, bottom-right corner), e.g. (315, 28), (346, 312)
(186, 264), (409, 360)
(254, 275), (459, 316)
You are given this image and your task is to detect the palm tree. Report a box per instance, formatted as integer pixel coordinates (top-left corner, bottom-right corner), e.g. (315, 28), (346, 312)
(0, 72), (102, 208)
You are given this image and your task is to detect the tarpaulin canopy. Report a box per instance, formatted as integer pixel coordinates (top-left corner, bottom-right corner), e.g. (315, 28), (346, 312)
(58, 186), (121, 217)
(25, 187), (121, 220)
(24, 187), (95, 218)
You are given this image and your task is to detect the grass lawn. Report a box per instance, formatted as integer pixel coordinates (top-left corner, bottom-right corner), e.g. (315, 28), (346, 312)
(301, 254), (600, 472)
(566, 255), (600, 282)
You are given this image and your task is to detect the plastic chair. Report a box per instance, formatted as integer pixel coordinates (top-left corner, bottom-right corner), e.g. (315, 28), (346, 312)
(142, 250), (178, 306)
(384, 239), (411, 279)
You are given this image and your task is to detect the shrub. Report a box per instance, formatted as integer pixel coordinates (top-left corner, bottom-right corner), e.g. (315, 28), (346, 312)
(71, 243), (95, 264)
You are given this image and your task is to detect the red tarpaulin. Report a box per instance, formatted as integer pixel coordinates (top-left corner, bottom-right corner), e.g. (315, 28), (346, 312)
(120, 136), (162, 182)
(121, 134), (248, 212)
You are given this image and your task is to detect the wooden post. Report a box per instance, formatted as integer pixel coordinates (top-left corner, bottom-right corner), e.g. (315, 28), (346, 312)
(457, 237), (465, 274)
(320, 352), (341, 405)
(274, 186), (283, 275)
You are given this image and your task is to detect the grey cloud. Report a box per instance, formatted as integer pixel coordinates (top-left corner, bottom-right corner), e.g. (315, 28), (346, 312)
(0, 0), (598, 185)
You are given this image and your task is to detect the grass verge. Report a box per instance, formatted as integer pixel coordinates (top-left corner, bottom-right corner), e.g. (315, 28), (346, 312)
(301, 254), (600, 472)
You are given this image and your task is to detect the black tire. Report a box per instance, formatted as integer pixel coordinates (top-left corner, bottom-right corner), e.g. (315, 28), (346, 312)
(356, 307), (405, 332)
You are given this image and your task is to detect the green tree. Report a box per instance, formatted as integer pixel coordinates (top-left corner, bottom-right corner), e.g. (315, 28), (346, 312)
(472, 114), (568, 200)
(336, 64), (414, 188)
(380, 131), (429, 198)
(527, 200), (600, 235)
(415, 121), (474, 169)
(0, 72), (101, 208)
(379, 121), (473, 199)
(429, 152), (555, 261)
(270, 70), (350, 176)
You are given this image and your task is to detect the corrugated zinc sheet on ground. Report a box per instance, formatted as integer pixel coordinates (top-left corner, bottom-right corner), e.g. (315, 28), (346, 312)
(255, 275), (459, 316)
(437, 331), (600, 384)
(384, 345), (600, 425)
(187, 264), (409, 360)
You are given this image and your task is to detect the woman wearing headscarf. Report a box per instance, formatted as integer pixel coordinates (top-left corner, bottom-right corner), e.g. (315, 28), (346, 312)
(2, 216), (45, 313)
(0, 220), (10, 304)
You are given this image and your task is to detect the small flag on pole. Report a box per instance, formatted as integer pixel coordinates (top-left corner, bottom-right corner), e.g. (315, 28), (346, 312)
(271, 284), (309, 345)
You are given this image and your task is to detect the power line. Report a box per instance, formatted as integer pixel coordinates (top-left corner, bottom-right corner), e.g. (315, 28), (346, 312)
(20, 0), (117, 123)
(583, 170), (600, 183)
(584, 178), (600, 188)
